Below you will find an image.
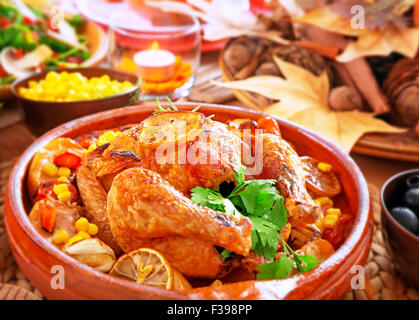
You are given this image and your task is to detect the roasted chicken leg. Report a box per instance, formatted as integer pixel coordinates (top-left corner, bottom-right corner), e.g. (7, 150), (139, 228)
(107, 167), (253, 278)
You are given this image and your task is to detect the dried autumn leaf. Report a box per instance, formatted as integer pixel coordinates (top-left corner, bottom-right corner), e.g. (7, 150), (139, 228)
(329, 0), (413, 29)
(294, 6), (419, 62)
(214, 56), (405, 152)
(337, 25), (419, 62)
(294, 6), (359, 36)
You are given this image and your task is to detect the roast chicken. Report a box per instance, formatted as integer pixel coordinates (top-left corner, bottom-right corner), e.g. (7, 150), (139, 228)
(76, 111), (322, 279)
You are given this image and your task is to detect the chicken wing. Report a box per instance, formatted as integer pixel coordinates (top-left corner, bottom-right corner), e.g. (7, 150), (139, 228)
(77, 162), (122, 255)
(255, 133), (321, 226)
(76, 144), (142, 255)
(107, 167), (253, 278)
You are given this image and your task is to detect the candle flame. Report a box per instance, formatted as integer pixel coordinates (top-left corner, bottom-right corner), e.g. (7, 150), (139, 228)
(150, 41), (159, 50)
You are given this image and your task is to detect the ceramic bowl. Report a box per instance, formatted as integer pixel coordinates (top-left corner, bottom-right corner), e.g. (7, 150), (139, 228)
(11, 68), (139, 136)
(0, 20), (108, 102)
(5, 103), (372, 299)
(381, 169), (419, 287)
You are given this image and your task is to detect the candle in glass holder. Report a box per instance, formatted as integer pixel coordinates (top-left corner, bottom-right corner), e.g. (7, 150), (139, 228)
(134, 47), (176, 82)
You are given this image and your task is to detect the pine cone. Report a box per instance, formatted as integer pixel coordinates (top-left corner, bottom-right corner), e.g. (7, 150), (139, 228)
(383, 58), (419, 127)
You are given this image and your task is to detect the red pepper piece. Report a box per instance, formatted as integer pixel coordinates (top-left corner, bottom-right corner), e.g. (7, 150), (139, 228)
(323, 214), (352, 249)
(12, 48), (23, 60)
(66, 56), (84, 64)
(35, 181), (78, 203)
(0, 66), (8, 77)
(23, 16), (34, 25)
(175, 75), (186, 81)
(41, 197), (57, 232)
(0, 16), (10, 28)
(53, 152), (82, 169)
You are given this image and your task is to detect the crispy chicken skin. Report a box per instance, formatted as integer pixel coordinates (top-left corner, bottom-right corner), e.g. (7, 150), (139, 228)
(255, 133), (321, 226)
(77, 162), (122, 255)
(76, 144), (142, 255)
(103, 117), (242, 195)
(107, 167), (253, 278)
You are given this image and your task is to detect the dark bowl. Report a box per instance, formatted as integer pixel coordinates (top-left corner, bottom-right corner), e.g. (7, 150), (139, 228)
(381, 169), (419, 287)
(11, 68), (139, 136)
(5, 103), (372, 299)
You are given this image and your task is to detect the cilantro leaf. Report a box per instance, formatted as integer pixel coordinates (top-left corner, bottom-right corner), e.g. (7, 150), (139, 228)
(256, 256), (294, 280)
(190, 187), (241, 218)
(233, 162), (246, 185)
(249, 217), (280, 260)
(220, 249), (232, 261)
(266, 195), (288, 228)
(293, 253), (319, 273)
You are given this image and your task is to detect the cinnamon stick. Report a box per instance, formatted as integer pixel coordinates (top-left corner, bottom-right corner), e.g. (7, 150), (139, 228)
(294, 40), (340, 59)
(342, 58), (391, 115)
(332, 61), (365, 109)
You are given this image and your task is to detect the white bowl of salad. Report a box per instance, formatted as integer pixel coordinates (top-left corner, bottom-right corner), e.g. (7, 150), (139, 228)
(0, 0), (108, 101)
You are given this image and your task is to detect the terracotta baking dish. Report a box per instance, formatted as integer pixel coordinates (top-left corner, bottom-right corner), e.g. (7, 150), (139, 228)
(4, 103), (372, 300)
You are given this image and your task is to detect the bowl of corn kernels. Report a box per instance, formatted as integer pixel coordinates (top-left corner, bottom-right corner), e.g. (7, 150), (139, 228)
(12, 68), (139, 136)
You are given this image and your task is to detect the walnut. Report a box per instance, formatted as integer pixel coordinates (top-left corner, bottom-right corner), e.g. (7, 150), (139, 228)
(329, 86), (362, 111)
(223, 37), (258, 74)
(255, 62), (280, 76)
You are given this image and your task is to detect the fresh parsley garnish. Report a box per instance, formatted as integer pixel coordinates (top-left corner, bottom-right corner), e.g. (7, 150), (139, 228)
(256, 236), (319, 280)
(220, 249), (232, 261)
(256, 255), (293, 280)
(191, 163), (288, 261)
(191, 163), (320, 279)
(152, 97), (214, 119)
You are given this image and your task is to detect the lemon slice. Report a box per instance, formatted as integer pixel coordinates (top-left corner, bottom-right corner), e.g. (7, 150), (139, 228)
(110, 248), (186, 290)
(138, 111), (204, 147)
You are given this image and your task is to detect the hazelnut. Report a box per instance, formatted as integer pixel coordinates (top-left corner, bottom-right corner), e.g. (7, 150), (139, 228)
(329, 86), (362, 111)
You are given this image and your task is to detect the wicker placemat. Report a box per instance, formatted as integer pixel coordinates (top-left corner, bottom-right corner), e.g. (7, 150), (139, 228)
(0, 160), (418, 300)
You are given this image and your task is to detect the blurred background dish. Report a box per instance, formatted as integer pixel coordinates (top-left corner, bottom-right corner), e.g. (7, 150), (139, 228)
(0, 0), (108, 101)
(381, 169), (419, 287)
(108, 8), (200, 100)
(12, 67), (139, 136)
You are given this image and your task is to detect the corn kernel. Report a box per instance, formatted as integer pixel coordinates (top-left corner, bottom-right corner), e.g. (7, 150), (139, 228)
(326, 208), (341, 216)
(53, 183), (69, 195)
(57, 167), (71, 178)
(18, 71), (134, 102)
(65, 231), (91, 246)
(315, 197), (334, 207)
(314, 217), (324, 232)
(58, 191), (72, 203)
(52, 229), (70, 244)
(324, 214), (339, 229)
(318, 162), (332, 172)
(42, 162), (58, 177)
(75, 217), (90, 233)
(57, 176), (70, 183)
(88, 223), (99, 236)
(210, 280), (223, 287)
(87, 144), (97, 152)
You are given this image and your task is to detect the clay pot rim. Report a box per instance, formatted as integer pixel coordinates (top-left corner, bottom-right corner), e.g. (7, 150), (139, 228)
(6, 102), (370, 299)
(381, 168), (419, 243)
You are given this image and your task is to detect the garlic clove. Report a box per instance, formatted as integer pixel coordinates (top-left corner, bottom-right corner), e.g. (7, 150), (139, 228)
(64, 238), (116, 273)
